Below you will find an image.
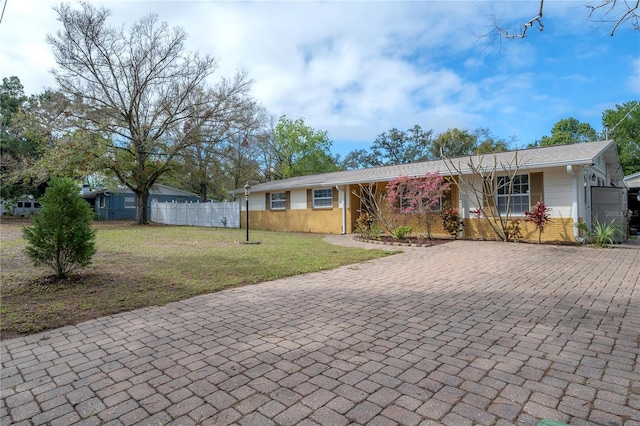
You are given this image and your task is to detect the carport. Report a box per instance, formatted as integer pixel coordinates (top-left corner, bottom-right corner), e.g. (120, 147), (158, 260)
(625, 172), (640, 235)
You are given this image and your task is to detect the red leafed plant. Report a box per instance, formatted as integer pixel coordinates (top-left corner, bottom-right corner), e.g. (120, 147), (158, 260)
(524, 201), (552, 244)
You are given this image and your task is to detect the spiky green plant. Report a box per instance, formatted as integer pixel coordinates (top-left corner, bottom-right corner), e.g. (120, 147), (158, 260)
(575, 218), (624, 248)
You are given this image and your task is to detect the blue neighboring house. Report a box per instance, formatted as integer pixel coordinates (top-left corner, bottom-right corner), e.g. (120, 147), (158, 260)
(83, 184), (200, 220)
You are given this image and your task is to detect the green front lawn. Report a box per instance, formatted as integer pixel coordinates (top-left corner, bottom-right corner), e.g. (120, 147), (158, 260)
(1, 221), (395, 339)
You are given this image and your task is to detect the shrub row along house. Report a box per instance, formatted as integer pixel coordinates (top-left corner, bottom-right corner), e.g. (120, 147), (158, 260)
(235, 140), (627, 243)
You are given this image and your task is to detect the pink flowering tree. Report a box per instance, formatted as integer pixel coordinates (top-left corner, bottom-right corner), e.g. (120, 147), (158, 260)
(386, 172), (451, 239)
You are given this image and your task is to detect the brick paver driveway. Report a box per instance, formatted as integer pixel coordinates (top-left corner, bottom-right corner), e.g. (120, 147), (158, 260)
(2, 238), (639, 426)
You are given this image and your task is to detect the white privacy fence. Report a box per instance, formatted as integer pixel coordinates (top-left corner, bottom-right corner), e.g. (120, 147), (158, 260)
(151, 200), (240, 228)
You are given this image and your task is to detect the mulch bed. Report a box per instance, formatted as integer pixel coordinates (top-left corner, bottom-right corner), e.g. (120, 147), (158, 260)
(354, 235), (454, 247)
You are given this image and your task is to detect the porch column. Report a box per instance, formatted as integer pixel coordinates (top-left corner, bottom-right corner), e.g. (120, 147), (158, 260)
(337, 185), (347, 234)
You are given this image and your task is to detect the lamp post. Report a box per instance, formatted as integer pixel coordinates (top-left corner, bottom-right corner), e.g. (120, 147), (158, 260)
(244, 183), (251, 242)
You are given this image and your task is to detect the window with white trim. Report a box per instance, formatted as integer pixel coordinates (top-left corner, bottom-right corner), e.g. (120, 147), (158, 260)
(429, 195), (443, 212)
(99, 196), (105, 208)
(497, 174), (529, 215)
(270, 192), (286, 210)
(124, 196), (136, 209)
(313, 189), (333, 208)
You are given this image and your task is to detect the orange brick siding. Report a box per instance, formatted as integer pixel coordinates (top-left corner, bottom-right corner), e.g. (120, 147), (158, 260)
(349, 181), (460, 238)
(463, 217), (578, 243)
(243, 208), (345, 234)
(242, 180), (583, 243)
(243, 179), (579, 243)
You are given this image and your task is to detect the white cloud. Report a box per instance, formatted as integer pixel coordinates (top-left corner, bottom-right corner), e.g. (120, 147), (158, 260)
(0, 0), (58, 92)
(169, 1), (495, 144)
(0, 0), (635, 156)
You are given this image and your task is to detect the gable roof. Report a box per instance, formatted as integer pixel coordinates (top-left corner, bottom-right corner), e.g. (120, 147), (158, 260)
(240, 140), (622, 193)
(83, 184), (198, 199)
(624, 172), (640, 188)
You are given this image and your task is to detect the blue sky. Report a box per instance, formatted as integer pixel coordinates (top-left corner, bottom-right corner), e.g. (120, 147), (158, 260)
(1, 1), (638, 158)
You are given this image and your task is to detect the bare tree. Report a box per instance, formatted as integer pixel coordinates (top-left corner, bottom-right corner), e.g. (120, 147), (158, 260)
(443, 152), (526, 241)
(490, 0), (638, 39)
(497, 0), (545, 39)
(219, 104), (267, 193)
(176, 94), (264, 201)
(47, 2), (253, 224)
(351, 183), (395, 235)
(587, 0), (639, 35)
(253, 115), (279, 183)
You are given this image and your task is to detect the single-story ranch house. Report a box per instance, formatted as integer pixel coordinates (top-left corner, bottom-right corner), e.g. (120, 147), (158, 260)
(83, 184), (199, 220)
(236, 140), (626, 243)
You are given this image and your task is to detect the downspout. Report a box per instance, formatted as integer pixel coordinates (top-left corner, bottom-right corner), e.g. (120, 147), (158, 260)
(567, 165), (581, 242)
(337, 185), (347, 235)
(457, 182), (464, 239)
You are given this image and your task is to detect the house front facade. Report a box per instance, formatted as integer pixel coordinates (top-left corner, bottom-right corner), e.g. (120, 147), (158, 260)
(236, 140), (625, 243)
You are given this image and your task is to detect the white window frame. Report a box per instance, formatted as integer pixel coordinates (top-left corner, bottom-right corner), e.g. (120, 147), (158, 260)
(313, 189), (333, 209)
(99, 196), (105, 208)
(124, 196), (136, 209)
(429, 195), (443, 212)
(270, 192), (286, 210)
(497, 174), (529, 215)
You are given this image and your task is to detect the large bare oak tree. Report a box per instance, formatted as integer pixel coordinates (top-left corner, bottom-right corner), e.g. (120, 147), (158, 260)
(47, 2), (253, 224)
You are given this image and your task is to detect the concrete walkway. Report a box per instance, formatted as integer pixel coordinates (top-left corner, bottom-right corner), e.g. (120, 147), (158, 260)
(1, 237), (639, 425)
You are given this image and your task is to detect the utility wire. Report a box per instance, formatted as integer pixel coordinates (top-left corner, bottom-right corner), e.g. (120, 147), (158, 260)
(0, 0), (7, 26)
(610, 102), (638, 134)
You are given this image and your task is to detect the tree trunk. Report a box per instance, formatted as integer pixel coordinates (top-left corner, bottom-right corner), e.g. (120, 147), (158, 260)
(199, 182), (207, 202)
(135, 190), (150, 225)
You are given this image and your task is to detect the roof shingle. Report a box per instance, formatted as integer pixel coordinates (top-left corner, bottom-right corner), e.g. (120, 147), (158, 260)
(241, 140), (620, 193)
